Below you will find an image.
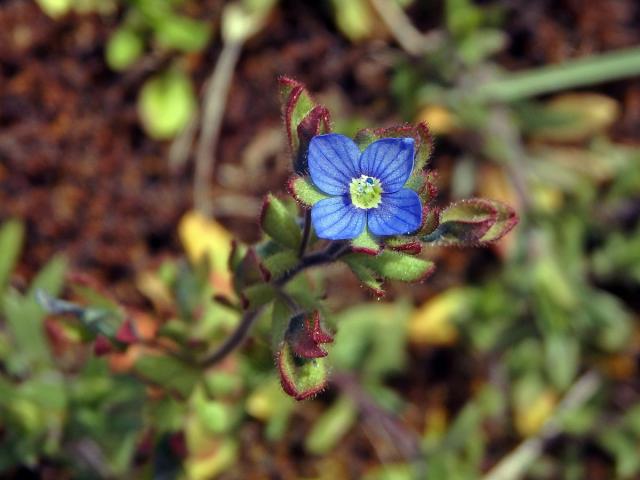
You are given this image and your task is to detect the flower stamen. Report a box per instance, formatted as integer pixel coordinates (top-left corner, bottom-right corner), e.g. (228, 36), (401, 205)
(349, 175), (383, 209)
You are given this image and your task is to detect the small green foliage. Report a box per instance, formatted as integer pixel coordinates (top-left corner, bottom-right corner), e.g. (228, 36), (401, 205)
(277, 343), (329, 401)
(287, 175), (329, 207)
(345, 250), (435, 283)
(0, 220), (24, 290)
(106, 28), (144, 71)
(134, 354), (200, 398)
(138, 69), (196, 140)
(260, 195), (302, 249)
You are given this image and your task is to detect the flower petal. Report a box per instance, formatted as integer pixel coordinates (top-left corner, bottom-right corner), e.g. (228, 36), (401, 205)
(308, 134), (361, 195)
(367, 189), (422, 237)
(359, 138), (414, 193)
(311, 196), (366, 240)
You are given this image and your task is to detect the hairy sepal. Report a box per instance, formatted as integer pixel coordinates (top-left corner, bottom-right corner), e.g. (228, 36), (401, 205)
(421, 198), (518, 246)
(354, 122), (433, 171)
(278, 76), (331, 174)
(350, 228), (381, 255)
(277, 343), (329, 401)
(345, 250), (435, 283)
(260, 194), (302, 250)
(287, 175), (329, 208)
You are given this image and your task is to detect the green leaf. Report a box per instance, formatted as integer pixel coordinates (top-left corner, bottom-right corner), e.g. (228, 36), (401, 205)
(277, 343), (328, 401)
(305, 396), (358, 454)
(271, 297), (294, 352)
(261, 251), (299, 280)
(341, 256), (385, 297)
(260, 194), (302, 249)
(0, 219), (24, 290)
(344, 250), (435, 282)
(134, 354), (200, 398)
(138, 69), (196, 139)
(278, 77), (331, 173)
(28, 255), (67, 298)
(287, 175), (329, 207)
(106, 27), (144, 71)
(421, 198), (518, 246)
(154, 15), (211, 52)
(331, 302), (412, 377)
(240, 283), (276, 310)
(3, 292), (51, 372)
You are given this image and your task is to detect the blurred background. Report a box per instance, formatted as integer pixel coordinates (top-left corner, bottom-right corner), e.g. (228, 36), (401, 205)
(1, 0), (640, 478)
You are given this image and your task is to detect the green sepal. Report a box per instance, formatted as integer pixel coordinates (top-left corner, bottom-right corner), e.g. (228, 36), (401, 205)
(421, 198), (518, 246)
(287, 175), (329, 207)
(276, 342), (329, 401)
(342, 256), (385, 297)
(354, 122), (433, 171)
(261, 251), (299, 280)
(260, 194), (302, 249)
(350, 228), (381, 255)
(344, 250), (436, 282)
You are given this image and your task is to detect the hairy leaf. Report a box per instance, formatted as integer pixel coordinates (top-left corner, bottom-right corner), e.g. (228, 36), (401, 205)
(260, 194), (302, 249)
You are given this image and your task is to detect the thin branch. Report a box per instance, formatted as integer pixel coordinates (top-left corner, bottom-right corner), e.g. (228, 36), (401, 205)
(200, 307), (263, 367)
(483, 371), (601, 480)
(201, 241), (350, 366)
(298, 209), (312, 257)
(194, 39), (244, 215)
(369, 0), (443, 56)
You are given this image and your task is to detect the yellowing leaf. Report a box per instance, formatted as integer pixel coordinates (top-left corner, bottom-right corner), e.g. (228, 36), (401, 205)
(179, 211), (233, 293)
(408, 289), (469, 346)
(416, 105), (458, 135)
(179, 211), (232, 269)
(532, 93), (620, 142)
(514, 389), (557, 437)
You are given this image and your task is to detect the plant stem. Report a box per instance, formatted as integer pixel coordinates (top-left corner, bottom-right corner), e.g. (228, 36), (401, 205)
(482, 371), (601, 480)
(194, 39), (243, 215)
(298, 209), (312, 258)
(201, 241), (350, 366)
(200, 307), (263, 367)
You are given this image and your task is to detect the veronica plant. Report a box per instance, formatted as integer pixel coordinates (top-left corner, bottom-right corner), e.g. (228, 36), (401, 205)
(40, 77), (518, 403)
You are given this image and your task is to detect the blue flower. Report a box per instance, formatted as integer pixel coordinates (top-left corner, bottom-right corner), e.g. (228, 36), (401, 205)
(308, 133), (423, 240)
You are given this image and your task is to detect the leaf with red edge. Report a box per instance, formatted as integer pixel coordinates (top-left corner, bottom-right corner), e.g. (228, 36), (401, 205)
(287, 175), (329, 207)
(421, 198), (518, 246)
(355, 122), (433, 170)
(278, 76), (331, 174)
(344, 250), (435, 283)
(276, 343), (329, 401)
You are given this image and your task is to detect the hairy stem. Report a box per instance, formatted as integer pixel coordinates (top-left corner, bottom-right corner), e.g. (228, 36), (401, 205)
(298, 209), (312, 258)
(200, 307), (263, 367)
(201, 241), (350, 366)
